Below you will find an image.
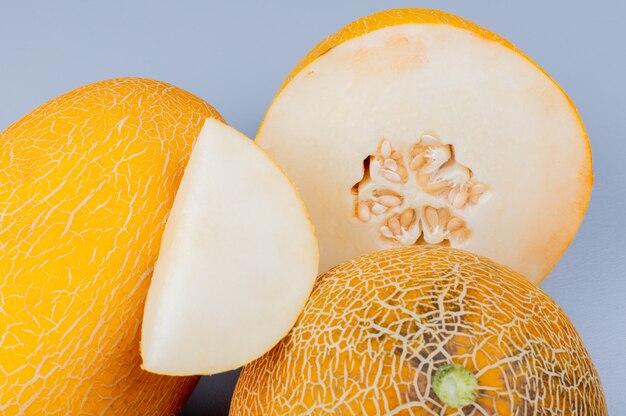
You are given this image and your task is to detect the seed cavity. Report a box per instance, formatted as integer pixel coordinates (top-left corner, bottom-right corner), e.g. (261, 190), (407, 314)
(352, 133), (489, 247)
(410, 135), (487, 207)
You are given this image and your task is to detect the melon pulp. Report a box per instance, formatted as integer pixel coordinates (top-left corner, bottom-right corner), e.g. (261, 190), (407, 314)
(256, 8), (593, 283)
(0, 78), (221, 415)
(141, 119), (319, 376)
(231, 246), (607, 415)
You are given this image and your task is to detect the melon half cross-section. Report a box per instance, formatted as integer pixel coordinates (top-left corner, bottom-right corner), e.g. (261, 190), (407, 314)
(141, 119), (319, 376)
(256, 8), (593, 283)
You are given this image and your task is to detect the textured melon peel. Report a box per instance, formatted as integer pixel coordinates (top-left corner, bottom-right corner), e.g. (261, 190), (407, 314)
(0, 78), (221, 414)
(231, 246), (607, 414)
(141, 119), (319, 376)
(256, 8), (593, 283)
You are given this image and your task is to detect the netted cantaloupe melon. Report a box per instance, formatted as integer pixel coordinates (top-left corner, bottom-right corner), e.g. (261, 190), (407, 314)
(0, 78), (221, 414)
(256, 8), (593, 283)
(232, 246), (607, 415)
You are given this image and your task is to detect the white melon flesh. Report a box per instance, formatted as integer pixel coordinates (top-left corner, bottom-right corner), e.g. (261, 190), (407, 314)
(141, 119), (318, 375)
(257, 23), (592, 283)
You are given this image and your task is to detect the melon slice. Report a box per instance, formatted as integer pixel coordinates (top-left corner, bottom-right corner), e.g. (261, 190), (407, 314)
(256, 8), (593, 283)
(141, 119), (319, 376)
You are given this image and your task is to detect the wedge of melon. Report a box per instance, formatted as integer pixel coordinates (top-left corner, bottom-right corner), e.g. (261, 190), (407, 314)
(141, 119), (319, 376)
(256, 8), (593, 283)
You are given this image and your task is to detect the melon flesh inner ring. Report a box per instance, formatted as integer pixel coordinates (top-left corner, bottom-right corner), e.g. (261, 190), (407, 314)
(258, 24), (591, 283)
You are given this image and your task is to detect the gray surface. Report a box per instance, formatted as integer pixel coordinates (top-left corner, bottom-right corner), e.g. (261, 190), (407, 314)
(1, 1), (624, 414)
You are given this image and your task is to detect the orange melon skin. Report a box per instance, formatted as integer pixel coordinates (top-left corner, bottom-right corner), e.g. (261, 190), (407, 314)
(232, 247), (607, 415)
(0, 78), (222, 415)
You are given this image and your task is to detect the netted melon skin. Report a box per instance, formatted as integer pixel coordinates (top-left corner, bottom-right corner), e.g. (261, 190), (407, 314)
(0, 78), (222, 415)
(232, 246), (607, 415)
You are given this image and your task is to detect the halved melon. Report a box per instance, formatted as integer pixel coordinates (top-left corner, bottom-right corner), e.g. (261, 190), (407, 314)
(256, 8), (592, 283)
(141, 119), (319, 376)
(232, 246), (607, 414)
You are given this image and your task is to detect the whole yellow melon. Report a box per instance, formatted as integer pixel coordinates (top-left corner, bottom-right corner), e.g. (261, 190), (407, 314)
(0, 78), (221, 414)
(232, 246), (607, 415)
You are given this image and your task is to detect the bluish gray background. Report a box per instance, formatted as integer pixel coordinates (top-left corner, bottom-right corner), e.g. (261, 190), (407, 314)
(1, 1), (624, 414)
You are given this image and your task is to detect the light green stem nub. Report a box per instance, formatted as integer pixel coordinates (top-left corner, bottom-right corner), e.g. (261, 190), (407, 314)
(432, 364), (478, 408)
